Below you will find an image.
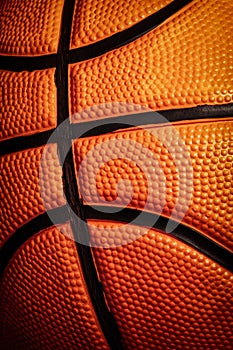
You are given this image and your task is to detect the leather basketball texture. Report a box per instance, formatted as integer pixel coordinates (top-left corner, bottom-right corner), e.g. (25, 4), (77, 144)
(0, 0), (233, 349)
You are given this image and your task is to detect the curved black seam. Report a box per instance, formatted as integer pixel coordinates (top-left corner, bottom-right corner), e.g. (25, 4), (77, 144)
(61, 150), (124, 350)
(0, 0), (193, 72)
(0, 129), (56, 156)
(71, 104), (233, 139)
(1, 104), (232, 156)
(69, 0), (194, 63)
(0, 206), (69, 280)
(0, 54), (57, 72)
(54, 1), (124, 349)
(84, 205), (233, 273)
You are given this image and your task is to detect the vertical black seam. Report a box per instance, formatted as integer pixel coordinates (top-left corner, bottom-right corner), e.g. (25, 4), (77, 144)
(55, 1), (124, 349)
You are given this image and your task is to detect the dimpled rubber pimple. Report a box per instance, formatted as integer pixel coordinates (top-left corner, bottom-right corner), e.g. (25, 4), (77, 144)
(0, 144), (65, 247)
(70, 0), (172, 48)
(89, 221), (233, 350)
(73, 120), (233, 251)
(0, 0), (64, 55)
(70, 0), (233, 122)
(0, 224), (109, 350)
(0, 69), (57, 141)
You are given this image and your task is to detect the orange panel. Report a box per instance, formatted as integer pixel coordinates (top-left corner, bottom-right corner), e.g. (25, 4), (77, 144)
(0, 224), (109, 350)
(0, 0), (64, 56)
(89, 220), (233, 350)
(69, 0), (233, 122)
(0, 145), (65, 247)
(70, 0), (173, 48)
(0, 69), (57, 141)
(73, 119), (233, 251)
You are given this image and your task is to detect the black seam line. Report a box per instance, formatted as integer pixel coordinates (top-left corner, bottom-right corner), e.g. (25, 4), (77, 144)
(1, 104), (232, 157)
(55, 1), (124, 349)
(0, 54), (57, 72)
(0, 129), (56, 156)
(71, 103), (233, 138)
(84, 205), (233, 273)
(61, 151), (124, 350)
(0, 206), (69, 280)
(69, 0), (194, 63)
(0, 0), (193, 72)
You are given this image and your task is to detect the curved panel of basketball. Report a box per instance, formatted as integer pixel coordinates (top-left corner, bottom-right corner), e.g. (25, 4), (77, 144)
(0, 224), (109, 350)
(0, 69), (57, 141)
(88, 220), (233, 350)
(0, 144), (65, 247)
(0, 0), (64, 55)
(70, 0), (173, 48)
(69, 0), (233, 123)
(73, 119), (233, 252)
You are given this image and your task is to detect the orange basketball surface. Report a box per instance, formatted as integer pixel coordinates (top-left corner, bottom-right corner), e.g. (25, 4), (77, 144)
(0, 0), (233, 349)
(0, 69), (57, 140)
(73, 119), (233, 251)
(70, 0), (233, 122)
(89, 221), (233, 350)
(0, 224), (109, 350)
(70, 0), (173, 48)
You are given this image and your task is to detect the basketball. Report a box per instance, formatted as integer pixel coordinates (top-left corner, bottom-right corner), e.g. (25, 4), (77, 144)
(0, 0), (233, 349)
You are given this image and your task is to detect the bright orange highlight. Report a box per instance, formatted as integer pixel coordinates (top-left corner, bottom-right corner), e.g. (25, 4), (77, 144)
(70, 0), (233, 122)
(71, 0), (172, 48)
